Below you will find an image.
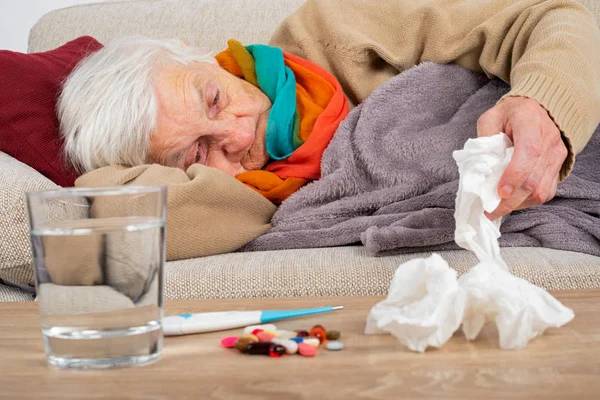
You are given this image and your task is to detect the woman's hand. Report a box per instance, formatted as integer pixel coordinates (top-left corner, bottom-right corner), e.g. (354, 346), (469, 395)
(476, 96), (568, 220)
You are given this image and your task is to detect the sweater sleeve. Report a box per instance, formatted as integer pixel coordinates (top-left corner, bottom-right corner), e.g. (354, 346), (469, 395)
(269, 0), (600, 179)
(75, 164), (277, 261)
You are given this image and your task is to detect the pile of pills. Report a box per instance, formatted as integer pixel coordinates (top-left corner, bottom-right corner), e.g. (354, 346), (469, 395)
(220, 323), (344, 358)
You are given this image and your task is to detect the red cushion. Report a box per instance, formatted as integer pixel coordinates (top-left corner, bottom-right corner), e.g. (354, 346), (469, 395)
(0, 37), (103, 187)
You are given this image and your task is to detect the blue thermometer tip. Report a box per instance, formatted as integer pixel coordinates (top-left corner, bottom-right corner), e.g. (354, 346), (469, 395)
(260, 306), (344, 324)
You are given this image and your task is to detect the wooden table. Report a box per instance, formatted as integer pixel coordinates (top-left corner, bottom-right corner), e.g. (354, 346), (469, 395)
(1, 291), (599, 400)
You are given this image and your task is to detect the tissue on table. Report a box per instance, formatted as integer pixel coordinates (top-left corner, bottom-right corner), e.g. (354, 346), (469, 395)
(459, 260), (575, 350)
(365, 133), (574, 351)
(364, 254), (466, 353)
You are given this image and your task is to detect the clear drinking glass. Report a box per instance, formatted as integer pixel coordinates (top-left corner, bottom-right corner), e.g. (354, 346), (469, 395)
(26, 186), (166, 369)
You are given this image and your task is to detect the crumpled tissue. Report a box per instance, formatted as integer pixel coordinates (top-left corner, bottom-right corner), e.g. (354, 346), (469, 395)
(365, 133), (574, 351)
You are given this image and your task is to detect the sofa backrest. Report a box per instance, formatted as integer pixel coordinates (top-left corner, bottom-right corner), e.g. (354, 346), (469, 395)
(28, 0), (307, 53)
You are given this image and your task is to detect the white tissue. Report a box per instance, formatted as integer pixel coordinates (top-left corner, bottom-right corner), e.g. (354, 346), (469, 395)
(365, 254), (466, 352)
(459, 261), (574, 350)
(365, 133), (574, 351)
(453, 134), (513, 265)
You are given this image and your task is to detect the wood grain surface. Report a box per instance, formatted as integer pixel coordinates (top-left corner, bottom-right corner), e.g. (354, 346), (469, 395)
(1, 291), (599, 400)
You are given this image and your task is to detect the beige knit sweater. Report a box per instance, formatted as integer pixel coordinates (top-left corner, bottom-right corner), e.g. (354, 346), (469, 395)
(77, 0), (600, 260)
(76, 164), (277, 260)
(269, 0), (600, 179)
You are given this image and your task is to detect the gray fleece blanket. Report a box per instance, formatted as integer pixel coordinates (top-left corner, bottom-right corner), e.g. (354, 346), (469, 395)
(243, 63), (600, 256)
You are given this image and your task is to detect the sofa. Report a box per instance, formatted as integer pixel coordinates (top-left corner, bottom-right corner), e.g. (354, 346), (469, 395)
(1, 0), (600, 303)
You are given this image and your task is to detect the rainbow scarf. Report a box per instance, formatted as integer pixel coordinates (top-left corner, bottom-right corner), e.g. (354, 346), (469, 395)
(216, 39), (348, 204)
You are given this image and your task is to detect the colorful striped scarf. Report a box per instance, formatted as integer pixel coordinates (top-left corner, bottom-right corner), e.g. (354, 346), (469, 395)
(216, 39), (348, 204)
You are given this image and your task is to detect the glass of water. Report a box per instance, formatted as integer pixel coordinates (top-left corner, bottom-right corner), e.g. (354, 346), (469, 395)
(26, 186), (166, 369)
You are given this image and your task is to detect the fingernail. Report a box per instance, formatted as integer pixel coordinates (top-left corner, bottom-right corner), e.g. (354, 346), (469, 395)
(500, 185), (513, 198)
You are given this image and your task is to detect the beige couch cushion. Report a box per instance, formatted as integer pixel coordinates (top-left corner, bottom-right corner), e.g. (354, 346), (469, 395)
(164, 246), (600, 299)
(28, 0), (307, 53)
(0, 152), (59, 288)
(0, 284), (34, 302)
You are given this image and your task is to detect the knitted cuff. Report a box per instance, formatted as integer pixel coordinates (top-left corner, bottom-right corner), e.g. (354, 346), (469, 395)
(499, 74), (587, 182)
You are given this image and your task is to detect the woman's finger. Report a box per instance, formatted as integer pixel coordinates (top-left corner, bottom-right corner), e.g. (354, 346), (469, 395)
(487, 179), (536, 220)
(516, 168), (560, 210)
(476, 107), (504, 138)
(487, 138), (551, 220)
(496, 118), (543, 200)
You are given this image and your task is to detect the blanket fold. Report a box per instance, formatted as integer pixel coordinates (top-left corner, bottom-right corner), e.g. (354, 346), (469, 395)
(243, 63), (600, 257)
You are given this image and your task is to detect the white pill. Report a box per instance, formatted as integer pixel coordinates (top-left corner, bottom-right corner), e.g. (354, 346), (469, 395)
(275, 330), (297, 340)
(272, 338), (299, 354)
(303, 337), (320, 348)
(242, 324), (277, 335)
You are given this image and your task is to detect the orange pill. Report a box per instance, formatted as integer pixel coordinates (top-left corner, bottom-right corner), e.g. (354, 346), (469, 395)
(310, 327), (327, 344)
(256, 332), (276, 342)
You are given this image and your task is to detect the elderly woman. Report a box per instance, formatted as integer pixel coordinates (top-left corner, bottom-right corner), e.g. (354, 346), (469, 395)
(60, 0), (600, 260)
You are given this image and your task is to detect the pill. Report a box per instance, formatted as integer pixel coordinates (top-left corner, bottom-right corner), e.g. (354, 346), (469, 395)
(296, 330), (310, 337)
(234, 334), (259, 352)
(312, 324), (326, 331)
(289, 337), (304, 343)
(252, 329), (264, 336)
(326, 330), (341, 340)
(269, 344), (286, 358)
(310, 327), (327, 344)
(326, 341), (344, 351)
(256, 332), (276, 342)
(242, 324), (277, 335)
(303, 337), (320, 348)
(275, 330), (297, 339)
(220, 336), (239, 348)
(298, 343), (317, 357)
(245, 341), (273, 355)
(272, 338), (299, 355)
(262, 330), (278, 337)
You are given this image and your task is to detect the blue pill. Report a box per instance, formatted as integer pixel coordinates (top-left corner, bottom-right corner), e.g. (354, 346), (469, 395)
(326, 341), (344, 351)
(290, 337), (304, 343)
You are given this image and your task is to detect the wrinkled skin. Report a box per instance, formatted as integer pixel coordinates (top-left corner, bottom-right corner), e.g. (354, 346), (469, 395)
(477, 96), (567, 220)
(149, 61), (272, 177)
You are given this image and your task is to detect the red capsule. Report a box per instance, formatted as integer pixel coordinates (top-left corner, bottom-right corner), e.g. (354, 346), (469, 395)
(296, 330), (310, 337)
(251, 329), (264, 336)
(268, 344), (286, 358)
(245, 341), (272, 355)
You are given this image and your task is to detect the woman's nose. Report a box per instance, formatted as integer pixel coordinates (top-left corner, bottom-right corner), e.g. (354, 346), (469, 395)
(211, 118), (255, 158)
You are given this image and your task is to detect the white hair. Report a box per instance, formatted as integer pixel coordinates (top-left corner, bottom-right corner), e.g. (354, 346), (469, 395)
(57, 36), (216, 173)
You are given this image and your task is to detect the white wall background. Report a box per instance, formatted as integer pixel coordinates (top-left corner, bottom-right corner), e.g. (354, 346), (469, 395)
(0, 0), (101, 52)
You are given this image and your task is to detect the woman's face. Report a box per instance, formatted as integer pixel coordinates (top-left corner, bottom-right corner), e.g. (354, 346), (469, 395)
(149, 61), (272, 176)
